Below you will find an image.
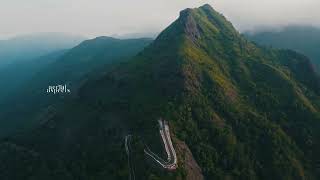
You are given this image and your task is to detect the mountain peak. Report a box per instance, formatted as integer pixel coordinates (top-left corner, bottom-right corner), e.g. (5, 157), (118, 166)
(2, 4), (320, 180)
(152, 3), (240, 56)
(178, 8), (201, 42)
(179, 3), (214, 16)
(179, 8), (193, 18)
(200, 3), (214, 10)
(157, 3), (236, 46)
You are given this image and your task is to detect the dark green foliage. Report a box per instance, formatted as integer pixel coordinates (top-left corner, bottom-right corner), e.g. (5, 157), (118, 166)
(245, 26), (320, 70)
(0, 37), (152, 138)
(0, 49), (67, 103)
(1, 4), (320, 180)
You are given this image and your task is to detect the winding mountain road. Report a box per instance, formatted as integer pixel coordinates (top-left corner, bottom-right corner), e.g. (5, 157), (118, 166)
(124, 118), (177, 180)
(144, 118), (178, 170)
(125, 135), (135, 180)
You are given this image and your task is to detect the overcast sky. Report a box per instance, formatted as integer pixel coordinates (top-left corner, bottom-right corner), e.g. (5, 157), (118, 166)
(0, 0), (319, 39)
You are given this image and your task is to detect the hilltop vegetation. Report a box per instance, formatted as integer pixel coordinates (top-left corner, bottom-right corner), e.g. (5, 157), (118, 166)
(245, 26), (320, 70)
(1, 4), (320, 180)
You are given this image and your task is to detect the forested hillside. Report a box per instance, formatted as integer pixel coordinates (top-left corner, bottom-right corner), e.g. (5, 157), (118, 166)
(1, 4), (319, 180)
(245, 26), (320, 70)
(0, 37), (152, 138)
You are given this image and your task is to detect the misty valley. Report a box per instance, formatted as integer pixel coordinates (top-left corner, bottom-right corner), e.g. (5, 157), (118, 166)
(0, 3), (320, 180)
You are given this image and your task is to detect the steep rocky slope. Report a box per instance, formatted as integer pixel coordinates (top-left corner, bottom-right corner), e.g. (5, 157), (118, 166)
(1, 4), (320, 180)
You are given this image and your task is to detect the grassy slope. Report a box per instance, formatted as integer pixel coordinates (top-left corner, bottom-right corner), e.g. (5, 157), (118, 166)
(1, 4), (320, 180)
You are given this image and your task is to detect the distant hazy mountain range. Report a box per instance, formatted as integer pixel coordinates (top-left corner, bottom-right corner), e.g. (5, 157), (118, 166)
(0, 33), (85, 66)
(0, 49), (67, 102)
(245, 26), (320, 70)
(0, 33), (85, 106)
(0, 36), (152, 138)
(1, 4), (319, 180)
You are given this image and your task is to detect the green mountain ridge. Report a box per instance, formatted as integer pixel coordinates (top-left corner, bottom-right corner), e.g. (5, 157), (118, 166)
(0, 33), (85, 66)
(0, 37), (152, 138)
(1, 4), (320, 180)
(0, 49), (67, 103)
(244, 26), (320, 70)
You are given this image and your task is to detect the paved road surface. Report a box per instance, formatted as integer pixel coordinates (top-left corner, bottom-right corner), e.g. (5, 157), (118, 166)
(144, 118), (178, 170)
(125, 135), (135, 180)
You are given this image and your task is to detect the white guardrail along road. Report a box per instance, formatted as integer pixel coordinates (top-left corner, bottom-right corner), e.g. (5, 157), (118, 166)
(144, 118), (178, 170)
(124, 118), (178, 180)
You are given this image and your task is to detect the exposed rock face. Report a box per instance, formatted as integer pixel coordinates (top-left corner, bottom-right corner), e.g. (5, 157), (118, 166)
(174, 138), (204, 180)
(179, 9), (201, 43)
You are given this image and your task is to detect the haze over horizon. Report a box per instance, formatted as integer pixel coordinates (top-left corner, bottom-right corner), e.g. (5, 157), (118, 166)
(1, 0), (319, 39)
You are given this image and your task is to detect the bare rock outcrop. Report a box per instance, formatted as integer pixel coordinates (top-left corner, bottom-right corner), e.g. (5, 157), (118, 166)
(174, 138), (204, 180)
